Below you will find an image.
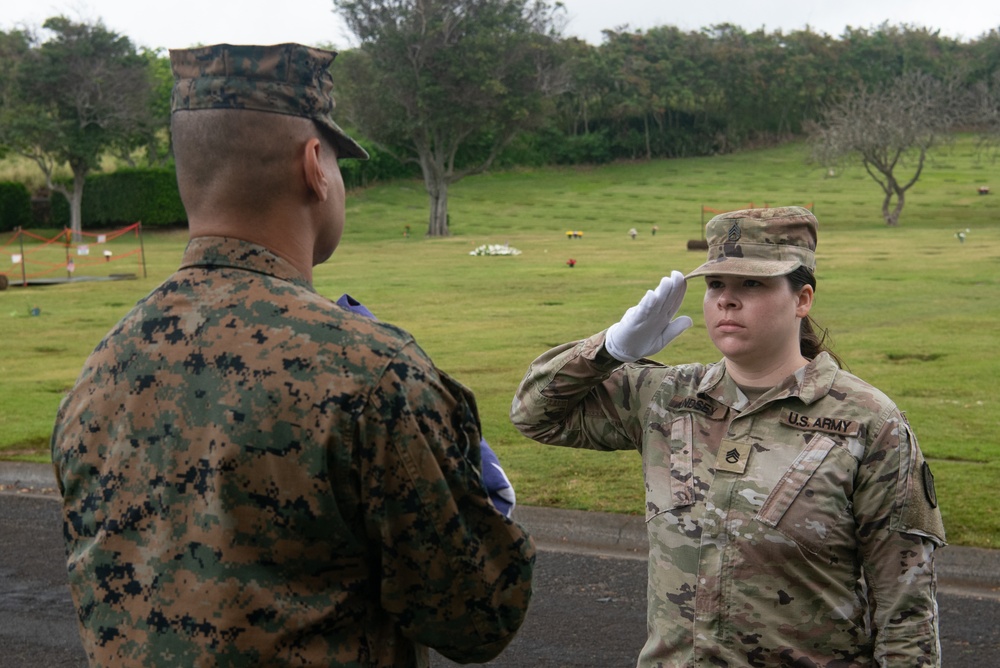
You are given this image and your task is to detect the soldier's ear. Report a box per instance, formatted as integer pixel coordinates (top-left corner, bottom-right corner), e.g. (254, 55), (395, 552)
(303, 137), (329, 203)
(795, 284), (814, 318)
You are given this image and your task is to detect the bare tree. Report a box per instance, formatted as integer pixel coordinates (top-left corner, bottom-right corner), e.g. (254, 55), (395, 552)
(334, 0), (566, 236)
(808, 71), (959, 226)
(969, 71), (1000, 158)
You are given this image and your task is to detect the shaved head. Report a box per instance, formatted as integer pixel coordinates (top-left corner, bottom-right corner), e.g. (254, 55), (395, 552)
(171, 109), (334, 217)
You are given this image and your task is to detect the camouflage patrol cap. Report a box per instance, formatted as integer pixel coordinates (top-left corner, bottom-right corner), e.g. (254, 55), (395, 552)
(169, 43), (369, 160)
(686, 206), (817, 279)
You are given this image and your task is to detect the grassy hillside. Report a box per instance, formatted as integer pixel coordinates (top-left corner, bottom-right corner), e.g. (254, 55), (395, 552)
(2, 137), (997, 547)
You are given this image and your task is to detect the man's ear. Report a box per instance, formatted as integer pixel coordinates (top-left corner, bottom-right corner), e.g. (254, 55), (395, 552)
(303, 137), (329, 202)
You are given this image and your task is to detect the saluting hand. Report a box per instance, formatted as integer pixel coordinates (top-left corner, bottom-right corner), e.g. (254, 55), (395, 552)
(604, 270), (693, 363)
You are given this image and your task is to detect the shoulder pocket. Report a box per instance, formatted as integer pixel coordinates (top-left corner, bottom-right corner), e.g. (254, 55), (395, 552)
(890, 427), (946, 546)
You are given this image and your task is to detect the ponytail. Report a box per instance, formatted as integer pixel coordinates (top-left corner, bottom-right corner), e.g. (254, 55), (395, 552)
(787, 267), (844, 368)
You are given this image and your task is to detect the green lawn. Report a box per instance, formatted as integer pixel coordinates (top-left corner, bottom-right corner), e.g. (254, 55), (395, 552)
(2, 137), (997, 547)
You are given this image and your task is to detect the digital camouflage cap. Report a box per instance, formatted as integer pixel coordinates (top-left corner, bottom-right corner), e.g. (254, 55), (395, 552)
(686, 206), (817, 279)
(170, 42), (369, 160)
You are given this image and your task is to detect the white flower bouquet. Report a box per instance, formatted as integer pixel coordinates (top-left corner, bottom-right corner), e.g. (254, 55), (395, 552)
(469, 244), (522, 256)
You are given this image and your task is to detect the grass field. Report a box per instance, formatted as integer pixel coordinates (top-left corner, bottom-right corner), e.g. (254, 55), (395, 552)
(2, 137), (998, 547)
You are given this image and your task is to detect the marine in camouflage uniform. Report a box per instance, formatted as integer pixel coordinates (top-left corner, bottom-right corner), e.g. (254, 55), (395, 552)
(511, 207), (945, 667)
(51, 44), (533, 667)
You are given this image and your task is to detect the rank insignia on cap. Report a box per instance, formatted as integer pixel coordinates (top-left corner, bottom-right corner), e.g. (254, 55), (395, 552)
(727, 222), (742, 242)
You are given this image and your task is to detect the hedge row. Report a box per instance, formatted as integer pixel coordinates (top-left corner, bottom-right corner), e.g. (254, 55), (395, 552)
(341, 138), (420, 188)
(51, 168), (186, 228)
(45, 140), (417, 229)
(0, 181), (33, 232)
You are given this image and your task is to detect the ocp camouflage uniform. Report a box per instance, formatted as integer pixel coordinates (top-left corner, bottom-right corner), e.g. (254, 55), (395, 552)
(52, 237), (535, 667)
(511, 332), (945, 667)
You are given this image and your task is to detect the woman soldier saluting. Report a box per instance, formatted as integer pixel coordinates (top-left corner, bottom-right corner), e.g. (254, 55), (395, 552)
(511, 206), (946, 667)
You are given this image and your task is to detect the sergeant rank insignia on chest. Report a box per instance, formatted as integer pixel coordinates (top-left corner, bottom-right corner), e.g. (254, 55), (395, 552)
(715, 439), (752, 474)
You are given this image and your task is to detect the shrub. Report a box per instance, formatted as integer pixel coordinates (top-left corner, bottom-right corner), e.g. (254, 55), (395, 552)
(0, 181), (32, 232)
(502, 127), (615, 166)
(51, 168), (186, 228)
(340, 138), (420, 190)
(47, 140), (420, 230)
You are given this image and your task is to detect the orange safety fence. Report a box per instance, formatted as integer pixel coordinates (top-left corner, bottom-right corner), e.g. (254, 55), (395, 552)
(0, 223), (146, 287)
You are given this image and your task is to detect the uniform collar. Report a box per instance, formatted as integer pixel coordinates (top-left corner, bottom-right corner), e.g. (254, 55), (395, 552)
(178, 236), (314, 292)
(697, 352), (839, 409)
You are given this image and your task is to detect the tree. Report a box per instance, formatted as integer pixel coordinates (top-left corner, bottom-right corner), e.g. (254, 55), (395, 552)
(110, 50), (174, 168)
(556, 37), (606, 137)
(838, 23), (963, 88)
(0, 29), (32, 162)
(333, 0), (566, 236)
(968, 68), (1000, 157)
(808, 71), (959, 226)
(0, 17), (157, 240)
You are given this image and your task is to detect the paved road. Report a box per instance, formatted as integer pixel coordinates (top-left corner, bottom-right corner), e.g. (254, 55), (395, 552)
(0, 493), (86, 665)
(2, 492), (999, 666)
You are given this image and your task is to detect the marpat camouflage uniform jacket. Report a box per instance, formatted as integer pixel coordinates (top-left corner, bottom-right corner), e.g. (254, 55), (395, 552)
(511, 332), (946, 668)
(52, 237), (535, 667)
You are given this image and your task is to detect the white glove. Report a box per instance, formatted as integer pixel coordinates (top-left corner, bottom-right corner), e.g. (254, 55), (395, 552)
(604, 271), (693, 362)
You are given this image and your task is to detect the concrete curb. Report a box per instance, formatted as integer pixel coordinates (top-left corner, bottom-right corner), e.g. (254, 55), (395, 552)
(4, 461), (997, 592)
(512, 505), (648, 560)
(0, 461), (59, 493)
(512, 505), (1000, 594)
